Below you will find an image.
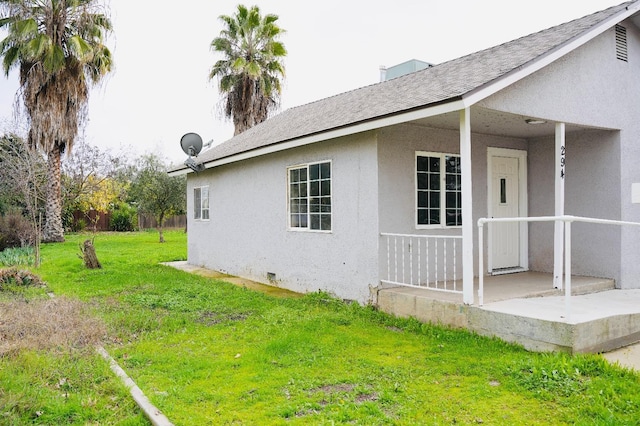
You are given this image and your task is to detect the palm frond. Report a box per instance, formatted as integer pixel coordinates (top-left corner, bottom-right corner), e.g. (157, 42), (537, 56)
(26, 33), (50, 59)
(270, 41), (286, 56)
(68, 34), (92, 60)
(1, 44), (18, 75)
(13, 17), (38, 38)
(246, 60), (260, 79)
(42, 43), (65, 73)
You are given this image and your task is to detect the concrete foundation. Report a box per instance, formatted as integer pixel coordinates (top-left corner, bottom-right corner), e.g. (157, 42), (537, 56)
(376, 274), (640, 354)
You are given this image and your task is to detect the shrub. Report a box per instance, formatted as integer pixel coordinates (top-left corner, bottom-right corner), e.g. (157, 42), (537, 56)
(0, 212), (35, 251)
(62, 205), (76, 232)
(0, 268), (44, 289)
(109, 203), (138, 232)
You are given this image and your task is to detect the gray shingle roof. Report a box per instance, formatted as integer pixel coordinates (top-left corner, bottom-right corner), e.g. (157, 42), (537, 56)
(178, 1), (634, 171)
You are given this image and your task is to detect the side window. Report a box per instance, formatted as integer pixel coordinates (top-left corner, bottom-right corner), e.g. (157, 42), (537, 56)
(416, 153), (461, 227)
(194, 186), (209, 220)
(288, 161), (331, 231)
(201, 187), (210, 220)
(194, 187), (201, 220)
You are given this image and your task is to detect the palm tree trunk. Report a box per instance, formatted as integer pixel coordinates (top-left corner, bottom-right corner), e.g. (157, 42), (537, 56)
(42, 146), (65, 243)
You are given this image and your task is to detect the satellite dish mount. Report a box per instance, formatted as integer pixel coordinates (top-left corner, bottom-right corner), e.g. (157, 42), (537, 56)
(180, 132), (205, 173)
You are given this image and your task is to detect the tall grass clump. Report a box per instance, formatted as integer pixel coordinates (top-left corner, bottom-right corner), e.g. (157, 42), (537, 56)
(0, 246), (36, 266)
(0, 297), (106, 357)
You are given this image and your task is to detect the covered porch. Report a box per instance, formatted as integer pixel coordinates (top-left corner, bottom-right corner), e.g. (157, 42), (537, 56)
(374, 104), (639, 353)
(377, 103), (625, 301)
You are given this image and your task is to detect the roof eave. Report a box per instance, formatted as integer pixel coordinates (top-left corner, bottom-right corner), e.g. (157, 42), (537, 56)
(177, 97), (467, 174)
(168, 166), (191, 177)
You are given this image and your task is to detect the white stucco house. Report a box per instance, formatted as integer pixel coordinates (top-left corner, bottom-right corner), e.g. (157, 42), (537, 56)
(171, 2), (640, 312)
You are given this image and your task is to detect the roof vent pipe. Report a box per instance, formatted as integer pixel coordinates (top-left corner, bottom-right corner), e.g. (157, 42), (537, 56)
(379, 66), (387, 82)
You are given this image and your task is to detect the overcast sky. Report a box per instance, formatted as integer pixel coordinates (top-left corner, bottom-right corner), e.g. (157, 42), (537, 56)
(0, 0), (625, 163)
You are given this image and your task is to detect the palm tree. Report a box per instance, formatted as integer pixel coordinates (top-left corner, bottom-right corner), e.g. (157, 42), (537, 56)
(209, 4), (286, 136)
(0, 0), (113, 242)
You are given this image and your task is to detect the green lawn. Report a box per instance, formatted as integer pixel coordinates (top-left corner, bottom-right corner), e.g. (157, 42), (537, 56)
(2, 230), (640, 425)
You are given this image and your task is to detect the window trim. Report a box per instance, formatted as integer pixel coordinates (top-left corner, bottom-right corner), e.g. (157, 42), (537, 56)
(415, 151), (462, 229)
(193, 185), (210, 221)
(287, 160), (332, 233)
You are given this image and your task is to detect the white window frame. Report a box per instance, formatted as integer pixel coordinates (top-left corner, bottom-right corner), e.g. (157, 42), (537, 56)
(194, 186), (209, 221)
(287, 160), (332, 232)
(416, 151), (462, 229)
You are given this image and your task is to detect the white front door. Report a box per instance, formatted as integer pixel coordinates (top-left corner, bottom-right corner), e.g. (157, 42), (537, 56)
(491, 156), (521, 270)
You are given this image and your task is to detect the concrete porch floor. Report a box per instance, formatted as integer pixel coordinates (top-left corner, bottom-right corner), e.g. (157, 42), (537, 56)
(379, 271), (616, 305)
(376, 272), (640, 355)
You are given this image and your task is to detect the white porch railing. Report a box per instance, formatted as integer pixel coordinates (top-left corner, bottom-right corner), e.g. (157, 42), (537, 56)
(380, 233), (463, 294)
(477, 215), (640, 321)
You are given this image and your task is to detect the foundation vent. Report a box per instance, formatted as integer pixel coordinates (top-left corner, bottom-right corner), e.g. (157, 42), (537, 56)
(615, 24), (628, 62)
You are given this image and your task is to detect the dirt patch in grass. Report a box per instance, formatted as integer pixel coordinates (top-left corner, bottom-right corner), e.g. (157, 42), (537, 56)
(293, 383), (381, 418)
(355, 392), (380, 403)
(0, 297), (106, 357)
(196, 310), (251, 326)
(310, 383), (379, 403)
(312, 383), (357, 394)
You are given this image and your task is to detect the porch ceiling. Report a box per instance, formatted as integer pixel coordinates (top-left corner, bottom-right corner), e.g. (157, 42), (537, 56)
(408, 106), (611, 139)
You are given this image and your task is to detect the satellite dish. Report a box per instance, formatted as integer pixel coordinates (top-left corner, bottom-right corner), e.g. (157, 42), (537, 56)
(180, 132), (206, 172)
(180, 132), (203, 157)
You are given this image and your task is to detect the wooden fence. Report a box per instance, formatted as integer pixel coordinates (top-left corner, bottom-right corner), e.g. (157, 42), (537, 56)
(137, 214), (187, 230)
(71, 210), (186, 231)
(72, 210), (110, 231)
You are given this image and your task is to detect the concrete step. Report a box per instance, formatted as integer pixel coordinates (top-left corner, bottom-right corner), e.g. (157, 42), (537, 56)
(522, 277), (615, 298)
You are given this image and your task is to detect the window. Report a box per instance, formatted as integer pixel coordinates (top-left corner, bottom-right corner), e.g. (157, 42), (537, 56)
(288, 161), (331, 231)
(416, 153), (462, 227)
(194, 186), (209, 220)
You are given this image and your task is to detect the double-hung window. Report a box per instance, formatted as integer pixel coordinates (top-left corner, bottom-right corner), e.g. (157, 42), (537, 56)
(194, 186), (209, 220)
(416, 152), (462, 227)
(288, 161), (331, 231)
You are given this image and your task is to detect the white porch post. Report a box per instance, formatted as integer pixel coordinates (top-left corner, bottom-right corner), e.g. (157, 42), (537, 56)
(460, 108), (474, 304)
(553, 122), (566, 289)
